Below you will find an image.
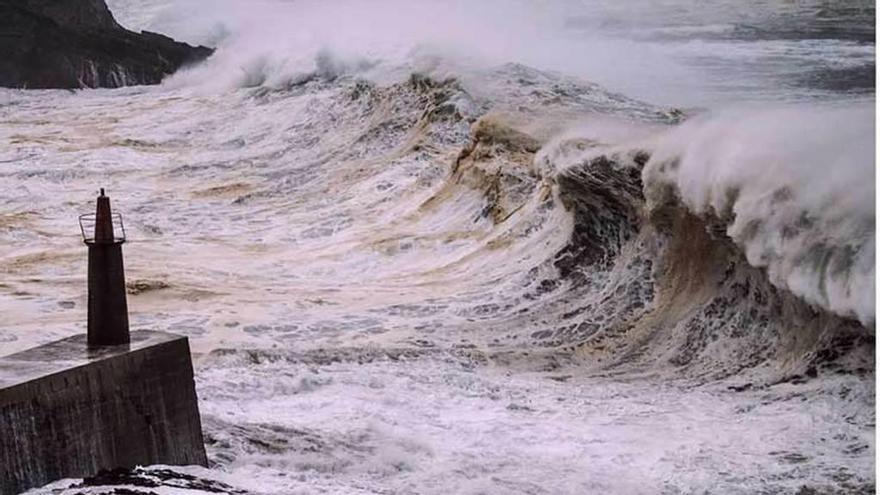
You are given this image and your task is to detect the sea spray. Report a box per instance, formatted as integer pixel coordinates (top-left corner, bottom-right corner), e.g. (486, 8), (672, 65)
(642, 104), (875, 324)
(3, 0), (875, 492)
(108, 0), (873, 105)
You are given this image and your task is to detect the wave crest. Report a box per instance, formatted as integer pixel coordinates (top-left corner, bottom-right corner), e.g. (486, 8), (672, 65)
(642, 105), (875, 324)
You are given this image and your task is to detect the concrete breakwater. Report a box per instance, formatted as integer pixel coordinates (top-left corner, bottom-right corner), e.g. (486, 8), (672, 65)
(0, 331), (207, 494)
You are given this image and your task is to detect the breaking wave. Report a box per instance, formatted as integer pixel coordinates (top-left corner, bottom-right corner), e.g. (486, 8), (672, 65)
(394, 66), (876, 378)
(5, 1), (875, 491)
(161, 61), (876, 378)
(644, 105), (875, 324)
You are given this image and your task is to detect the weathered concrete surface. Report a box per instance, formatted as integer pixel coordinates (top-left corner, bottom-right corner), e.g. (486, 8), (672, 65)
(0, 331), (207, 494)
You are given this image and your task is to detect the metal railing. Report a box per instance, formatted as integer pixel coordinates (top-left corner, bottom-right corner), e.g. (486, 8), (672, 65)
(79, 212), (126, 244)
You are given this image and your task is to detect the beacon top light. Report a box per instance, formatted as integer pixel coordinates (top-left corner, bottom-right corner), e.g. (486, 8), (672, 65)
(78, 187), (126, 245)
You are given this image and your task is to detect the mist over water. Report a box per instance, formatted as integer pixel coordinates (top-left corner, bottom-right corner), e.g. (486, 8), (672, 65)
(3, 0), (876, 493)
(109, 0), (875, 105)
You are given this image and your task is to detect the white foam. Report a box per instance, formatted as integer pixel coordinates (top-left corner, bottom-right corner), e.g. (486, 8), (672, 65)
(643, 102), (875, 323)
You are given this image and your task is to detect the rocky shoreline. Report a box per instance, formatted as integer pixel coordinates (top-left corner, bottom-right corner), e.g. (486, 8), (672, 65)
(0, 0), (213, 89)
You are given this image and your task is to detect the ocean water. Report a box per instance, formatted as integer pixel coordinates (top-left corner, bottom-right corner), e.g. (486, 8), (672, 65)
(1, 1), (875, 494)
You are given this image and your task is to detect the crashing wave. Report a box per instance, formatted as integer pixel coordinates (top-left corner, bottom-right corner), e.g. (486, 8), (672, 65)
(312, 65), (875, 381)
(643, 106), (875, 325)
(8, 59), (874, 494)
(343, 66), (870, 381)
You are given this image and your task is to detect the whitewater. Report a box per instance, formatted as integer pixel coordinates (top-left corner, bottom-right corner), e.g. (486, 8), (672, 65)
(0, 0), (875, 493)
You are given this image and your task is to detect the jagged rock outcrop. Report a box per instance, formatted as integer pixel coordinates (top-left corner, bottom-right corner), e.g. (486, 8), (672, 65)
(0, 0), (213, 89)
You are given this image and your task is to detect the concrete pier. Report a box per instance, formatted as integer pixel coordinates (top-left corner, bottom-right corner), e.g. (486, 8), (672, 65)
(0, 331), (207, 494)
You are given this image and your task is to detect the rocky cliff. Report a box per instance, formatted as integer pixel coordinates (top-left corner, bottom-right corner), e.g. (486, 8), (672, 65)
(0, 0), (213, 89)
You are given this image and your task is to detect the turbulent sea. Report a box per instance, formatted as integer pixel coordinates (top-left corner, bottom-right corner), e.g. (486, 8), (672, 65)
(1, 0), (876, 493)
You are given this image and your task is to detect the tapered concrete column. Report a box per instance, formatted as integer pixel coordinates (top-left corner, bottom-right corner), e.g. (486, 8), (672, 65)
(85, 188), (130, 346)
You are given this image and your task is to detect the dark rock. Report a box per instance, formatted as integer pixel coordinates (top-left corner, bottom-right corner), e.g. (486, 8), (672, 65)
(13, 0), (121, 30)
(77, 466), (247, 494)
(0, 0), (213, 89)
